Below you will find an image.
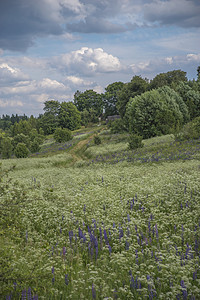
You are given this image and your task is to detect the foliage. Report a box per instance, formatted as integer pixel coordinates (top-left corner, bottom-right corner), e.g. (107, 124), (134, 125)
(175, 81), (200, 120)
(94, 135), (101, 145)
(117, 76), (149, 118)
(157, 85), (190, 124)
(12, 133), (30, 148)
(150, 69), (187, 89)
(128, 133), (144, 149)
(110, 119), (127, 134)
(14, 143), (29, 158)
(175, 117), (200, 141)
(29, 139), (41, 153)
(0, 131), (200, 299)
(1, 137), (13, 159)
(81, 108), (99, 127)
(103, 82), (124, 117)
(126, 89), (184, 138)
(74, 89), (103, 116)
(58, 102), (81, 131)
(54, 127), (72, 143)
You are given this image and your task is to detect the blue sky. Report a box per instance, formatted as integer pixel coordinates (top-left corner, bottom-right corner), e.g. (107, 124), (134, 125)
(0, 0), (200, 116)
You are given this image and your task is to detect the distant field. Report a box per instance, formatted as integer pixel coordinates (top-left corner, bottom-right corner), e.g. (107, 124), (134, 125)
(1, 128), (200, 299)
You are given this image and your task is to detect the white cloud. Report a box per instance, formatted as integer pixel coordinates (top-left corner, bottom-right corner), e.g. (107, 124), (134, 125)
(187, 53), (200, 61)
(57, 47), (122, 75)
(66, 75), (93, 86)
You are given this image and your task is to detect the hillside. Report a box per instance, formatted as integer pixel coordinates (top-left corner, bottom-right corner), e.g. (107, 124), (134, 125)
(0, 126), (200, 299)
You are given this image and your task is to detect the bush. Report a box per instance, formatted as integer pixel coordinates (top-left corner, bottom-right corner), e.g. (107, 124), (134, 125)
(14, 143), (29, 158)
(110, 119), (127, 134)
(29, 138), (41, 153)
(54, 128), (72, 143)
(94, 135), (101, 145)
(128, 134), (144, 150)
(175, 117), (200, 141)
(1, 137), (13, 159)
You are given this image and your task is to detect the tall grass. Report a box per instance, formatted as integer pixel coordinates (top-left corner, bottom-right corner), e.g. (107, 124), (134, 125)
(0, 132), (200, 299)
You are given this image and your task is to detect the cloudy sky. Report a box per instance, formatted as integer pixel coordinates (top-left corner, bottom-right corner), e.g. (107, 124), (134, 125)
(0, 0), (200, 116)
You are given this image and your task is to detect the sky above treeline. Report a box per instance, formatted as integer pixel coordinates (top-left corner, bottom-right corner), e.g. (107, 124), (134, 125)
(0, 0), (200, 116)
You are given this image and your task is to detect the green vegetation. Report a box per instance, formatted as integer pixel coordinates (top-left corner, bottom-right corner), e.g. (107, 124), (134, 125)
(1, 125), (200, 299)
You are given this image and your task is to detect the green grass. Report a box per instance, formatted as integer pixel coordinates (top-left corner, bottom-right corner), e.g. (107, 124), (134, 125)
(0, 129), (200, 299)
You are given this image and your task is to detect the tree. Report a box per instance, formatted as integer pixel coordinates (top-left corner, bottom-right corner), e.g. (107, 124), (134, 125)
(54, 128), (72, 143)
(176, 82), (200, 119)
(58, 102), (81, 131)
(74, 90), (103, 116)
(125, 89), (184, 139)
(1, 137), (13, 159)
(117, 76), (149, 118)
(14, 143), (29, 158)
(150, 69), (187, 90)
(197, 66), (200, 81)
(157, 86), (190, 124)
(103, 82), (124, 117)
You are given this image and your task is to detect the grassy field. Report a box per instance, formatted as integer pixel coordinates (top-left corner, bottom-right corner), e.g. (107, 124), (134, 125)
(0, 126), (200, 299)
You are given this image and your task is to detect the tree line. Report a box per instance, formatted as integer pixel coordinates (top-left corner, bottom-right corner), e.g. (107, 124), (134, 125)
(0, 67), (200, 158)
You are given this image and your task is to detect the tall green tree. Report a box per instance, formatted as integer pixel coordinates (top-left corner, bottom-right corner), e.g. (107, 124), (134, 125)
(117, 76), (149, 118)
(103, 82), (124, 117)
(126, 89), (184, 138)
(58, 102), (81, 131)
(74, 90), (103, 116)
(150, 69), (187, 90)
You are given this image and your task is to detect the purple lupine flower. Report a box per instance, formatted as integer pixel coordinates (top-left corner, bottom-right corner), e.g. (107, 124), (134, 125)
(125, 240), (129, 250)
(69, 230), (73, 244)
(63, 247), (66, 257)
(127, 214), (131, 222)
(135, 225), (138, 232)
(14, 282), (17, 290)
(147, 275), (150, 280)
(22, 290), (26, 300)
(26, 231), (28, 242)
(62, 215), (64, 221)
(113, 223), (116, 228)
(113, 289), (118, 299)
(60, 227), (62, 233)
(92, 284), (96, 299)
(52, 277), (55, 284)
(52, 266), (54, 274)
(104, 229), (108, 243)
(148, 221), (151, 234)
(108, 244), (112, 254)
(119, 228), (123, 239)
(65, 274), (69, 285)
(130, 275), (135, 289)
(83, 204), (86, 212)
(193, 271), (197, 280)
(27, 287), (32, 300)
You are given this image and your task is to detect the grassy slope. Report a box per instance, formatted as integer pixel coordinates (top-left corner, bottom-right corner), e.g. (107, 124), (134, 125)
(0, 127), (200, 299)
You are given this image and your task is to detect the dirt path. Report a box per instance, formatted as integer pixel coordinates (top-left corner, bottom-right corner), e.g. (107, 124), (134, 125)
(69, 128), (105, 163)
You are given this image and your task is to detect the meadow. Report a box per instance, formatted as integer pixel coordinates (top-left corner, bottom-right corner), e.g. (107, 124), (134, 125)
(0, 126), (200, 299)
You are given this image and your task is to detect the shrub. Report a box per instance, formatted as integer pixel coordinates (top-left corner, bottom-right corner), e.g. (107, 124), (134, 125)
(14, 143), (29, 158)
(54, 128), (72, 143)
(1, 137), (13, 159)
(175, 117), (200, 141)
(29, 138), (41, 153)
(128, 133), (144, 150)
(110, 119), (127, 134)
(94, 135), (101, 145)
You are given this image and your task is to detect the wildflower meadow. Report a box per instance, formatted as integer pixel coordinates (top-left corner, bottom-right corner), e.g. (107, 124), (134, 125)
(0, 129), (200, 299)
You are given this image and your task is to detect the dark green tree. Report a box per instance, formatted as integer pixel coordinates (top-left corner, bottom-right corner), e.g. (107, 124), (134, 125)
(126, 89), (183, 138)
(58, 102), (81, 131)
(14, 143), (29, 158)
(103, 82), (124, 117)
(74, 90), (103, 116)
(54, 128), (72, 143)
(117, 76), (149, 118)
(150, 69), (187, 90)
(1, 137), (13, 159)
